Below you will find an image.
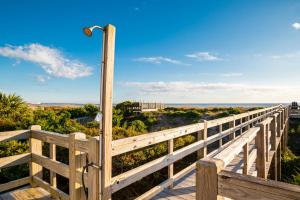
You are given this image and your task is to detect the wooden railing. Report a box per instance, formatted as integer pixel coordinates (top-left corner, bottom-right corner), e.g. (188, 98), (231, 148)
(111, 105), (283, 199)
(196, 106), (300, 200)
(0, 126), (99, 200)
(0, 105), (291, 200)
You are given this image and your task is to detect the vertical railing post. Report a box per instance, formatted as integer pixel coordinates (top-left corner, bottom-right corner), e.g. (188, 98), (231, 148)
(240, 118), (243, 135)
(270, 115), (277, 151)
(270, 113), (278, 180)
(219, 124), (222, 147)
(29, 125), (42, 186)
(256, 123), (266, 178)
(50, 143), (57, 188)
(168, 139), (174, 188)
(277, 111), (281, 137)
(196, 158), (224, 200)
(101, 24), (116, 200)
(243, 142), (249, 175)
(277, 142), (282, 180)
(88, 136), (100, 200)
(228, 116), (235, 140)
(198, 120), (208, 158)
(247, 113), (250, 130)
(266, 123), (270, 162)
(69, 132), (86, 200)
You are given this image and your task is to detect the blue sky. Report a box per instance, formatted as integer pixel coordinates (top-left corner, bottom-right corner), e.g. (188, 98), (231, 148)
(1, 0), (300, 103)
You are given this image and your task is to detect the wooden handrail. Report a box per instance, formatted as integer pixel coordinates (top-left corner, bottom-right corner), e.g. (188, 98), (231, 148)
(113, 106), (283, 195)
(196, 107), (292, 200)
(0, 105), (288, 200)
(112, 105), (281, 156)
(218, 171), (300, 200)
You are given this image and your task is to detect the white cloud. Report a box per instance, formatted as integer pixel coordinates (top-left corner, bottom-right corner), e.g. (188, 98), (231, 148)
(134, 56), (188, 65)
(35, 75), (51, 83)
(0, 43), (92, 79)
(124, 81), (283, 94)
(292, 22), (300, 30)
(220, 73), (243, 77)
(186, 52), (221, 61)
(270, 52), (300, 59)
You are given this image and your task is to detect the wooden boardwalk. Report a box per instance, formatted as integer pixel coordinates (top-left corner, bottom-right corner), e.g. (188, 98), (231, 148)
(151, 144), (258, 200)
(0, 105), (295, 200)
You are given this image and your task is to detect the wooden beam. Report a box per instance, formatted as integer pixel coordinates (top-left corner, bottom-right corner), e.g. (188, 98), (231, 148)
(0, 176), (30, 193)
(88, 136), (100, 200)
(69, 132), (86, 200)
(219, 124), (222, 147)
(0, 130), (30, 142)
(31, 129), (69, 148)
(101, 24), (116, 200)
(198, 120), (208, 158)
(0, 153), (31, 169)
(256, 123), (267, 178)
(218, 170), (300, 200)
(32, 153), (69, 178)
(168, 139), (174, 188)
(196, 158), (224, 200)
(50, 143), (57, 188)
(243, 142), (249, 175)
(29, 125), (43, 186)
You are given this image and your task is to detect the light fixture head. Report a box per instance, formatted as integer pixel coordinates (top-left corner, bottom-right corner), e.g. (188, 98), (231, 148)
(83, 25), (104, 37)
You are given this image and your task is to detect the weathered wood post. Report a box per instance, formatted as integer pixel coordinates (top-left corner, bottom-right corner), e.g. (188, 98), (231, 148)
(228, 116), (235, 140)
(168, 139), (174, 188)
(219, 123), (222, 147)
(50, 143), (57, 188)
(196, 158), (224, 200)
(277, 142), (282, 180)
(69, 132), (86, 200)
(101, 24), (116, 200)
(270, 114), (277, 180)
(277, 111), (281, 137)
(88, 136), (100, 200)
(266, 123), (270, 162)
(243, 142), (249, 175)
(198, 120), (208, 158)
(256, 123), (266, 178)
(29, 125), (42, 186)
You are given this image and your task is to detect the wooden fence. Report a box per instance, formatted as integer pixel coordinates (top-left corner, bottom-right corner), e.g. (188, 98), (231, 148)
(0, 126), (99, 200)
(0, 105), (296, 200)
(196, 106), (300, 200)
(111, 105), (283, 199)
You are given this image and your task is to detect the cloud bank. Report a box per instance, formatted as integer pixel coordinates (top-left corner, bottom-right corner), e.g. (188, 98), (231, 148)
(134, 56), (188, 65)
(124, 81), (280, 93)
(0, 43), (92, 79)
(186, 52), (221, 61)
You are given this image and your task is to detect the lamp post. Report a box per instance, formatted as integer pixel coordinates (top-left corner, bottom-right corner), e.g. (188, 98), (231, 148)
(83, 24), (116, 200)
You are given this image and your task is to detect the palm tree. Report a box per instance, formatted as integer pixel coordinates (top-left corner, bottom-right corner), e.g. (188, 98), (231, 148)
(0, 92), (27, 120)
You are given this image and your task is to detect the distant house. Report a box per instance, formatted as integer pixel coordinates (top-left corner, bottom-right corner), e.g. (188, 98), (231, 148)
(125, 102), (165, 113)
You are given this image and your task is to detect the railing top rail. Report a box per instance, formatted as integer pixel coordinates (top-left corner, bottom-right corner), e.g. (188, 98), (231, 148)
(214, 126), (259, 167)
(112, 105), (282, 156)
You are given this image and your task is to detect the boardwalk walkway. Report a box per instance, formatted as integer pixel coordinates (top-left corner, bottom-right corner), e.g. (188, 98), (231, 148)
(0, 105), (296, 200)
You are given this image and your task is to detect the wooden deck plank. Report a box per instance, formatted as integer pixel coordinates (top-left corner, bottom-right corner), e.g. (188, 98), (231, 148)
(0, 187), (53, 200)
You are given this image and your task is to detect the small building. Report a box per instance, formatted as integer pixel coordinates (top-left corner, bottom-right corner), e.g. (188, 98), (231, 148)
(126, 102), (165, 113)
